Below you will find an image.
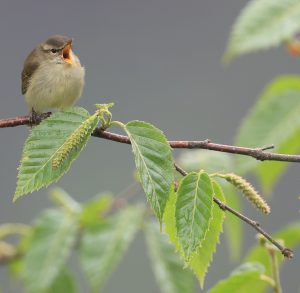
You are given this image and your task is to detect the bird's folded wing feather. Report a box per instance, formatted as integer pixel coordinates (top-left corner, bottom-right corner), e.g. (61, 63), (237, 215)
(21, 49), (40, 95)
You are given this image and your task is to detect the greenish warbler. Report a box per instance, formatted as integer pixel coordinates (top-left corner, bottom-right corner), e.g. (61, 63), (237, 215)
(22, 35), (85, 114)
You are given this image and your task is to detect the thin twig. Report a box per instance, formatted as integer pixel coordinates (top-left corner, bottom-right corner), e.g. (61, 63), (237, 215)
(1, 113), (300, 163)
(174, 163), (294, 259)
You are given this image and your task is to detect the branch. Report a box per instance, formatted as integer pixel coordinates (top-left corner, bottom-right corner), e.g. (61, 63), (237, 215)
(174, 163), (293, 259)
(2, 113), (300, 163)
(0, 113), (295, 258)
(0, 113), (51, 128)
(94, 129), (300, 162)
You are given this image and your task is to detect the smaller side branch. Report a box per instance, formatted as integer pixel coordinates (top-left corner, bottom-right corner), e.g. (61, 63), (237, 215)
(174, 163), (294, 259)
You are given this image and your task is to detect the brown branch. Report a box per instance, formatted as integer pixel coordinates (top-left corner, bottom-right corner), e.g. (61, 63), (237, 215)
(174, 163), (293, 259)
(0, 113), (51, 128)
(0, 113), (295, 258)
(0, 115), (31, 128)
(94, 130), (300, 163)
(2, 113), (300, 163)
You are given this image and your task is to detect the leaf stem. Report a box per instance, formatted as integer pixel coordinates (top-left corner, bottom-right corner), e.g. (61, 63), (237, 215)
(268, 248), (283, 293)
(110, 120), (126, 128)
(260, 274), (276, 289)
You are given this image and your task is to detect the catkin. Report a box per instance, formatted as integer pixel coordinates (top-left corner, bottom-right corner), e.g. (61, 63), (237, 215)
(220, 173), (271, 214)
(52, 113), (99, 169)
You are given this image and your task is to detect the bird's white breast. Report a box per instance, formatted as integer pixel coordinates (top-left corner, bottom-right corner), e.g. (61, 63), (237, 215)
(25, 61), (85, 113)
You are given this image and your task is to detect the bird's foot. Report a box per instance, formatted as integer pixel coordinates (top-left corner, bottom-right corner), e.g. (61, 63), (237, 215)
(29, 109), (51, 126)
(29, 108), (41, 126)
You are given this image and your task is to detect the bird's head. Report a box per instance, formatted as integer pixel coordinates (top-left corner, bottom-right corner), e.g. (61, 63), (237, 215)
(40, 35), (81, 66)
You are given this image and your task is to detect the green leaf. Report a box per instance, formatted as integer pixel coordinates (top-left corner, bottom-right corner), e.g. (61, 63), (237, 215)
(164, 187), (178, 246)
(208, 262), (266, 293)
(178, 150), (243, 260)
(224, 0), (300, 61)
(175, 171), (213, 260)
(188, 181), (225, 288)
(80, 206), (143, 292)
(144, 221), (194, 293)
(14, 107), (99, 200)
(80, 192), (113, 226)
(236, 76), (300, 191)
(164, 182), (228, 287)
(46, 268), (77, 293)
(245, 222), (300, 293)
(123, 120), (174, 223)
(23, 209), (79, 292)
(231, 261), (264, 275)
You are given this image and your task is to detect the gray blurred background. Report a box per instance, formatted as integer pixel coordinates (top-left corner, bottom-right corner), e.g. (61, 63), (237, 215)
(0, 0), (299, 292)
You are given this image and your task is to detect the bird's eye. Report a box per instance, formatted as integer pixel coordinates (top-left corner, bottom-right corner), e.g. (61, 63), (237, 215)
(50, 48), (58, 54)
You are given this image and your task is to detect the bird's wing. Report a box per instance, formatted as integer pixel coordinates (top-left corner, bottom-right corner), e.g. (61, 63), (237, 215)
(21, 49), (40, 95)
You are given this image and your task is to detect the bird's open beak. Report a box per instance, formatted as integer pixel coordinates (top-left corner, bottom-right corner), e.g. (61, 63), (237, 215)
(62, 41), (73, 64)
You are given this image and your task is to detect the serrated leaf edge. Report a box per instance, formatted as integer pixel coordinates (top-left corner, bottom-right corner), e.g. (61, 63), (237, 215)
(176, 172), (214, 262)
(189, 181), (225, 288)
(124, 120), (174, 223)
(14, 108), (95, 200)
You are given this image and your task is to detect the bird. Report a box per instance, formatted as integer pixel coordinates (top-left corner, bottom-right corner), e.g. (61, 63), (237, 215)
(22, 35), (85, 116)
